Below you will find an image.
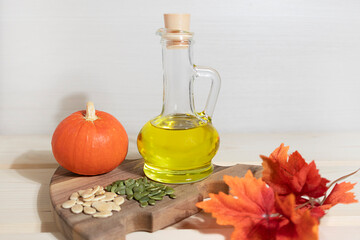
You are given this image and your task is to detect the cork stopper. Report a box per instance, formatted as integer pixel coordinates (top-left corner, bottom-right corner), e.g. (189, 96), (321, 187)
(162, 14), (192, 49)
(164, 14), (190, 31)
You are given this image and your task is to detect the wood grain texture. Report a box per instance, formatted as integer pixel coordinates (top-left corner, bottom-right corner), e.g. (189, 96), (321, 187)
(50, 159), (262, 240)
(0, 134), (359, 240)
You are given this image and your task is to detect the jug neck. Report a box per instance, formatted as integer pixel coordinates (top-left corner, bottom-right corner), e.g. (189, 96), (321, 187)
(160, 39), (195, 116)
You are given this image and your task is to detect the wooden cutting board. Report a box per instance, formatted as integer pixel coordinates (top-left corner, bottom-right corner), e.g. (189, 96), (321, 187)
(50, 159), (262, 240)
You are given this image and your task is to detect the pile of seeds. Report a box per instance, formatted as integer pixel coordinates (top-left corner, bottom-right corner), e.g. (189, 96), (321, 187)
(61, 185), (125, 218)
(105, 177), (176, 207)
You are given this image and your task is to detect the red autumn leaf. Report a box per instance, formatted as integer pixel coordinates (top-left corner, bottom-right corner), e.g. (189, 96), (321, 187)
(196, 170), (319, 240)
(275, 194), (318, 240)
(308, 207), (326, 220)
(299, 182), (358, 219)
(323, 182), (358, 207)
(295, 199), (327, 220)
(260, 144), (329, 199)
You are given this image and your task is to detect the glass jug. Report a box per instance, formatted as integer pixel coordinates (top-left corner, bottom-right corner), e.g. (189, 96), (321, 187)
(137, 14), (221, 183)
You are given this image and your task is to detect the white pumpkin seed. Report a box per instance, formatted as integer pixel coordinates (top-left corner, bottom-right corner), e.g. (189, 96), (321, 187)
(93, 194), (106, 201)
(114, 196), (125, 206)
(83, 195), (94, 202)
(92, 202), (112, 212)
(70, 192), (79, 200)
(63, 185), (124, 219)
(78, 189), (86, 196)
(95, 186), (104, 195)
(109, 202), (121, 212)
(96, 189), (106, 196)
(80, 188), (94, 199)
(93, 211), (113, 218)
(91, 186), (101, 195)
(71, 204), (83, 214)
(101, 192), (117, 201)
(83, 206), (96, 215)
(62, 199), (76, 209)
(82, 201), (93, 207)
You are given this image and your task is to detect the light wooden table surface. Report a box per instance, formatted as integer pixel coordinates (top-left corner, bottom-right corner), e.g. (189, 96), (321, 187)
(0, 133), (359, 240)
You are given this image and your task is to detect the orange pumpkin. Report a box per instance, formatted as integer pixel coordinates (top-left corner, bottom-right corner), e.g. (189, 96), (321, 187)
(51, 102), (128, 175)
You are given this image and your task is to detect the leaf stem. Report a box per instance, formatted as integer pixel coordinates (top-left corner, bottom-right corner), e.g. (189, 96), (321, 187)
(320, 168), (359, 205)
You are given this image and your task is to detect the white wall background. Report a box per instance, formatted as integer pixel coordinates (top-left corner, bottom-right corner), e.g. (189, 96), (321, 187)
(1, 0), (360, 135)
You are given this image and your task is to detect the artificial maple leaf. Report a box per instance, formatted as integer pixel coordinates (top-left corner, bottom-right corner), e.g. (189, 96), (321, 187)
(323, 182), (358, 207)
(260, 144), (329, 199)
(196, 171), (319, 240)
(275, 194), (318, 240)
(297, 182), (358, 219)
(196, 171), (278, 240)
(308, 206), (326, 219)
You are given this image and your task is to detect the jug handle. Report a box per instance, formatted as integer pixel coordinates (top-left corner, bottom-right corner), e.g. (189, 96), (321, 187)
(194, 65), (221, 121)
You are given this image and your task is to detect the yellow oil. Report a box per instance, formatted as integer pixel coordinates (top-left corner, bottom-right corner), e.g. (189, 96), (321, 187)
(137, 114), (220, 183)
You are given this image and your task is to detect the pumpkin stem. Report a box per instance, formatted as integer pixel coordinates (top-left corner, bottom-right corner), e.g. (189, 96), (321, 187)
(85, 101), (99, 121)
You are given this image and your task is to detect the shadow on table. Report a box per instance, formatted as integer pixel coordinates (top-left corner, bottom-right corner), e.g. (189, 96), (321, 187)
(171, 212), (233, 240)
(11, 150), (231, 240)
(11, 150), (66, 240)
(10, 132), (141, 240)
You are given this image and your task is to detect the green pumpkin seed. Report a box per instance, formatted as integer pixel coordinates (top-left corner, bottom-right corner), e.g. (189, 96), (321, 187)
(140, 191), (149, 198)
(125, 187), (133, 196)
(114, 186), (125, 193)
(125, 179), (135, 186)
(134, 192), (142, 201)
(158, 191), (166, 197)
(147, 187), (160, 192)
(133, 186), (141, 192)
(139, 196), (150, 203)
(149, 189), (162, 197)
(115, 180), (122, 185)
(110, 185), (117, 193)
(165, 187), (175, 195)
(149, 195), (163, 201)
(105, 177), (176, 207)
(127, 183), (136, 190)
(140, 201), (148, 208)
(138, 184), (145, 192)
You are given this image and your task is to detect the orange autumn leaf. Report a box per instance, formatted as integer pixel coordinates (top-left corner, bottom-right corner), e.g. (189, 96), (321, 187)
(323, 182), (358, 207)
(260, 144), (329, 199)
(196, 171), (277, 239)
(196, 171), (319, 240)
